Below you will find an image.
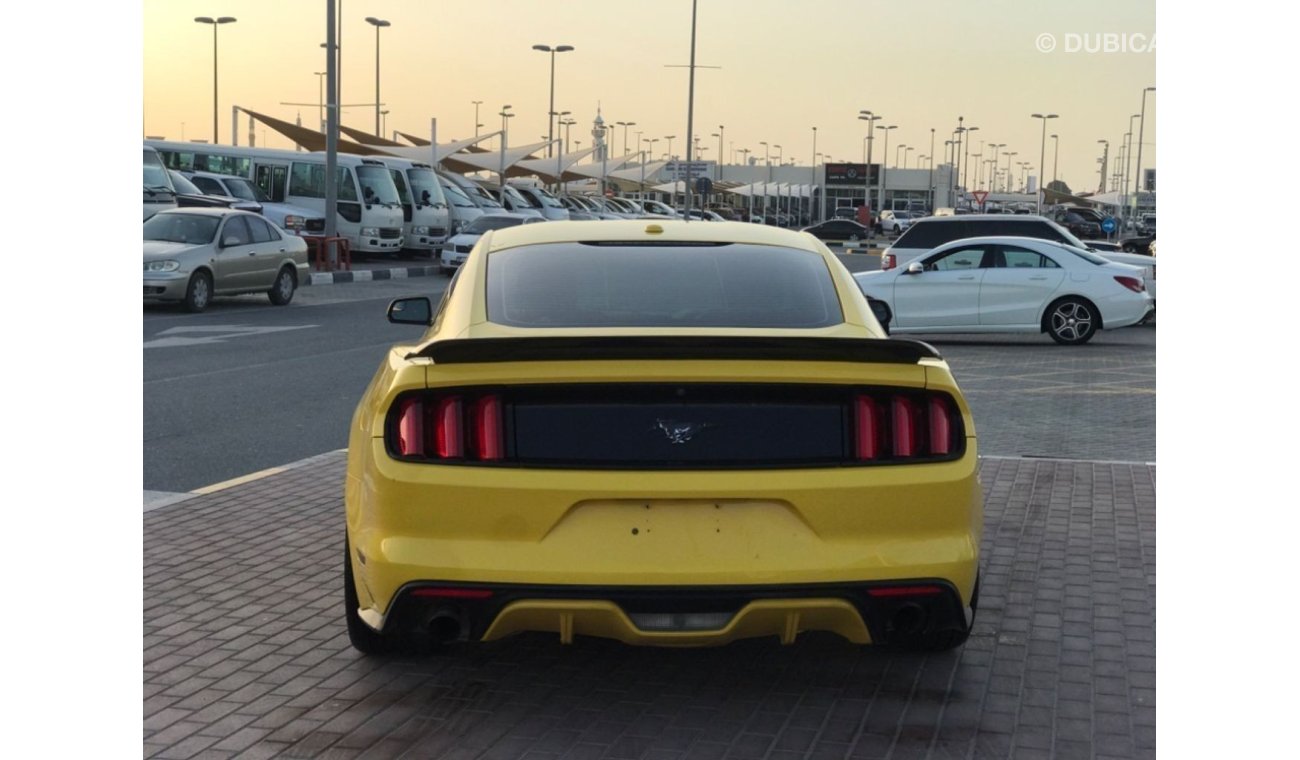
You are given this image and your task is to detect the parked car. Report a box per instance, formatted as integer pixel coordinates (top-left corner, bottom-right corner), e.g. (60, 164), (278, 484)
(639, 199), (678, 217)
(879, 210), (917, 234)
(437, 175), (485, 234)
(184, 171), (326, 236)
(344, 218), (983, 655)
(479, 184), (546, 219)
(800, 218), (873, 243)
(507, 182), (571, 221)
(855, 236), (1152, 345)
(1136, 214), (1156, 236)
(564, 195), (623, 220)
(1047, 207), (1103, 240)
(679, 208), (725, 221)
(832, 207), (858, 220)
(1092, 249), (1156, 308)
(1119, 231), (1156, 253)
(439, 212), (544, 275)
(880, 214), (1089, 271)
(143, 208), (309, 312)
(168, 170), (260, 213)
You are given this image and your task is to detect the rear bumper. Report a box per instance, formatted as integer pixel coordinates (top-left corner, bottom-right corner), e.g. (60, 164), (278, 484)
(369, 578), (971, 647)
(346, 438), (983, 644)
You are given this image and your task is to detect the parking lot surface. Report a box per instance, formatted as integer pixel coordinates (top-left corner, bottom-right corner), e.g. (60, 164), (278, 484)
(144, 453), (1155, 760)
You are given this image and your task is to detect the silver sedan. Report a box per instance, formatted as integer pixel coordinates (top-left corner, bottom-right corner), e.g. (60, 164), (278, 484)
(143, 208), (309, 312)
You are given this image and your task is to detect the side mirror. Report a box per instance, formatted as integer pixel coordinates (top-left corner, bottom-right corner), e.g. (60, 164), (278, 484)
(387, 297), (433, 325)
(220, 235), (240, 248)
(905, 261), (924, 275)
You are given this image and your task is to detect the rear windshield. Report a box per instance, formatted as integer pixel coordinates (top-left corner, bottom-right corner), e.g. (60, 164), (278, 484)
(487, 243), (843, 328)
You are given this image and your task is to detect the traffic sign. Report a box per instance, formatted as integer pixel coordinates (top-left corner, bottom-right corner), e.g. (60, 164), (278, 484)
(971, 191), (989, 207)
(1101, 217), (1117, 234)
(695, 176), (713, 196)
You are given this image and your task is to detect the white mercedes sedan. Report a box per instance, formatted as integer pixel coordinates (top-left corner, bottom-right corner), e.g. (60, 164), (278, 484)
(853, 236), (1153, 345)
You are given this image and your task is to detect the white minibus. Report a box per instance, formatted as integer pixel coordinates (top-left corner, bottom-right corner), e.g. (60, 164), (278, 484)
(145, 140), (405, 256)
(373, 158), (451, 258)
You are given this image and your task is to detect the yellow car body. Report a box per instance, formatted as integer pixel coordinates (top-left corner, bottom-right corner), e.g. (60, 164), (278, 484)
(344, 220), (983, 652)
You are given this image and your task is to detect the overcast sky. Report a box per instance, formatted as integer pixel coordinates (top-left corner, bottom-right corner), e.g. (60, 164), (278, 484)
(144, 0), (1155, 192)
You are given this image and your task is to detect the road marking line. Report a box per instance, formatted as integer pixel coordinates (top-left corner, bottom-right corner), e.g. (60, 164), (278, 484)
(191, 466), (287, 494)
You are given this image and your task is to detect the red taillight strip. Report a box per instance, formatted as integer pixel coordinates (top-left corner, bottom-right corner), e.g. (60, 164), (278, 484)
(891, 396), (918, 457)
(475, 395), (503, 461)
(1114, 275), (1145, 293)
(435, 397), (463, 458)
(396, 397), (424, 457)
(854, 395), (881, 460)
(410, 588), (494, 600)
(866, 585), (944, 598)
(928, 396), (952, 456)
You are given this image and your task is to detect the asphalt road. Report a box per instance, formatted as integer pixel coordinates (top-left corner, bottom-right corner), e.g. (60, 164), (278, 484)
(144, 251), (1154, 493)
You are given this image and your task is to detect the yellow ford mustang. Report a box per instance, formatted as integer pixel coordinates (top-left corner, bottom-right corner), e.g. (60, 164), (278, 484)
(344, 219), (982, 653)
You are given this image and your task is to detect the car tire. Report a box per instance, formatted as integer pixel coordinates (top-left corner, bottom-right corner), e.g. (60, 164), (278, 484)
(183, 271), (212, 313)
(267, 266), (296, 306)
(343, 536), (391, 655)
(1045, 297), (1099, 345)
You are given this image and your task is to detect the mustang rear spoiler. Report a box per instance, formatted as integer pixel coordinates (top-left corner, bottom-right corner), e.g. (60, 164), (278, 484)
(410, 336), (943, 364)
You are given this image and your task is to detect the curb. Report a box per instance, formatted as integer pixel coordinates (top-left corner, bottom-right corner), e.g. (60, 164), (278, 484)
(305, 265), (443, 287)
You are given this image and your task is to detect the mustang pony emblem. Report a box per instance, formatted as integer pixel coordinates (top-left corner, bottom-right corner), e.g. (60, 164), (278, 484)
(655, 419), (712, 444)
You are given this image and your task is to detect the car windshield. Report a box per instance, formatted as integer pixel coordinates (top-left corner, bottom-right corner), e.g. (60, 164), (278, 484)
(407, 168), (446, 207)
(144, 213), (220, 245)
(169, 171), (203, 195)
(1052, 243), (1112, 266)
(144, 149), (172, 192)
(223, 178), (268, 203)
(532, 187), (563, 208)
(356, 165), (401, 205)
(487, 243), (843, 328)
(467, 184), (504, 208)
(465, 216), (526, 234)
(440, 181), (476, 208)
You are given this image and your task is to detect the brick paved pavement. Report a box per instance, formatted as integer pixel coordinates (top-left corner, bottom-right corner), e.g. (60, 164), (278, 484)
(144, 453), (1155, 760)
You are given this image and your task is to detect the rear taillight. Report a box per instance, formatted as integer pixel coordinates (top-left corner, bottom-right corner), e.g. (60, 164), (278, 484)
(1114, 275), (1145, 293)
(853, 391), (963, 462)
(389, 391), (505, 463)
(882, 252), (896, 270)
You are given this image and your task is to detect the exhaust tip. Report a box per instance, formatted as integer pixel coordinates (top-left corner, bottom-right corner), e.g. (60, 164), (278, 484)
(891, 603), (927, 636)
(428, 606), (465, 644)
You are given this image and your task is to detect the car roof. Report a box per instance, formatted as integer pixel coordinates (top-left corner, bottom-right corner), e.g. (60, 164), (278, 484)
(186, 170), (247, 181)
(481, 219), (823, 254)
(915, 213), (1052, 223)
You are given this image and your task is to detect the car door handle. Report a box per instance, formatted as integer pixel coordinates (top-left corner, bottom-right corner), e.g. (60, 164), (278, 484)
(1029, 276), (1047, 280)
(958, 275), (975, 280)
(278, 248), (286, 252)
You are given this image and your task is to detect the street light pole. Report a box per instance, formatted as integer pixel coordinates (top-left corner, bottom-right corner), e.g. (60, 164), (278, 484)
(1122, 113), (1139, 225)
(1003, 151), (1017, 193)
(1050, 134), (1059, 184)
(928, 127), (935, 210)
(364, 17), (390, 137)
(858, 110), (880, 213)
(810, 126), (818, 222)
(472, 101), (483, 137)
(1133, 87), (1155, 220)
(1030, 113), (1057, 212)
(961, 126), (979, 190)
(878, 125), (895, 213)
(1096, 139), (1109, 194)
(194, 16), (237, 144)
(314, 71), (326, 133)
(499, 105), (513, 188)
(532, 44), (574, 159)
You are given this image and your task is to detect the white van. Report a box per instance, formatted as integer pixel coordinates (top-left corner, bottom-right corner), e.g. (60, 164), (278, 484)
(145, 140), (405, 256)
(374, 158), (452, 258)
(435, 174), (484, 236)
(143, 145), (177, 220)
(185, 171), (326, 236)
(506, 181), (571, 221)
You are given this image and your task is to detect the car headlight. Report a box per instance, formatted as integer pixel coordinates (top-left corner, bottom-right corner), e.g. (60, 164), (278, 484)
(144, 260), (180, 272)
(412, 225), (431, 235)
(282, 214), (305, 229)
(450, 220), (464, 234)
(360, 227), (380, 237)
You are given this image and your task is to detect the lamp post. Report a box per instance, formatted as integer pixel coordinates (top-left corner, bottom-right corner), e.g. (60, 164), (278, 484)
(858, 111), (880, 211)
(472, 101), (483, 137)
(498, 105), (513, 187)
(665, 135), (676, 161)
(194, 16), (236, 144)
(989, 144), (1005, 191)
(1003, 151), (1017, 193)
(1030, 114), (1057, 212)
(1097, 139), (1109, 194)
(1050, 134), (1059, 184)
(1133, 87), (1154, 220)
(928, 127), (935, 209)
(1122, 112), (1140, 225)
(561, 118), (577, 152)
(952, 116), (964, 201)
(810, 126), (818, 222)
(719, 126), (725, 179)
(364, 17), (390, 137)
(381, 109), (389, 137)
(314, 71), (326, 133)
(532, 44), (574, 158)
(875, 125), (895, 213)
(961, 126), (979, 190)
(615, 121), (636, 156)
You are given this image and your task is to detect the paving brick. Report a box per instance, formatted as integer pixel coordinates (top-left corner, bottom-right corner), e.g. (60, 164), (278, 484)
(145, 454), (1156, 760)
